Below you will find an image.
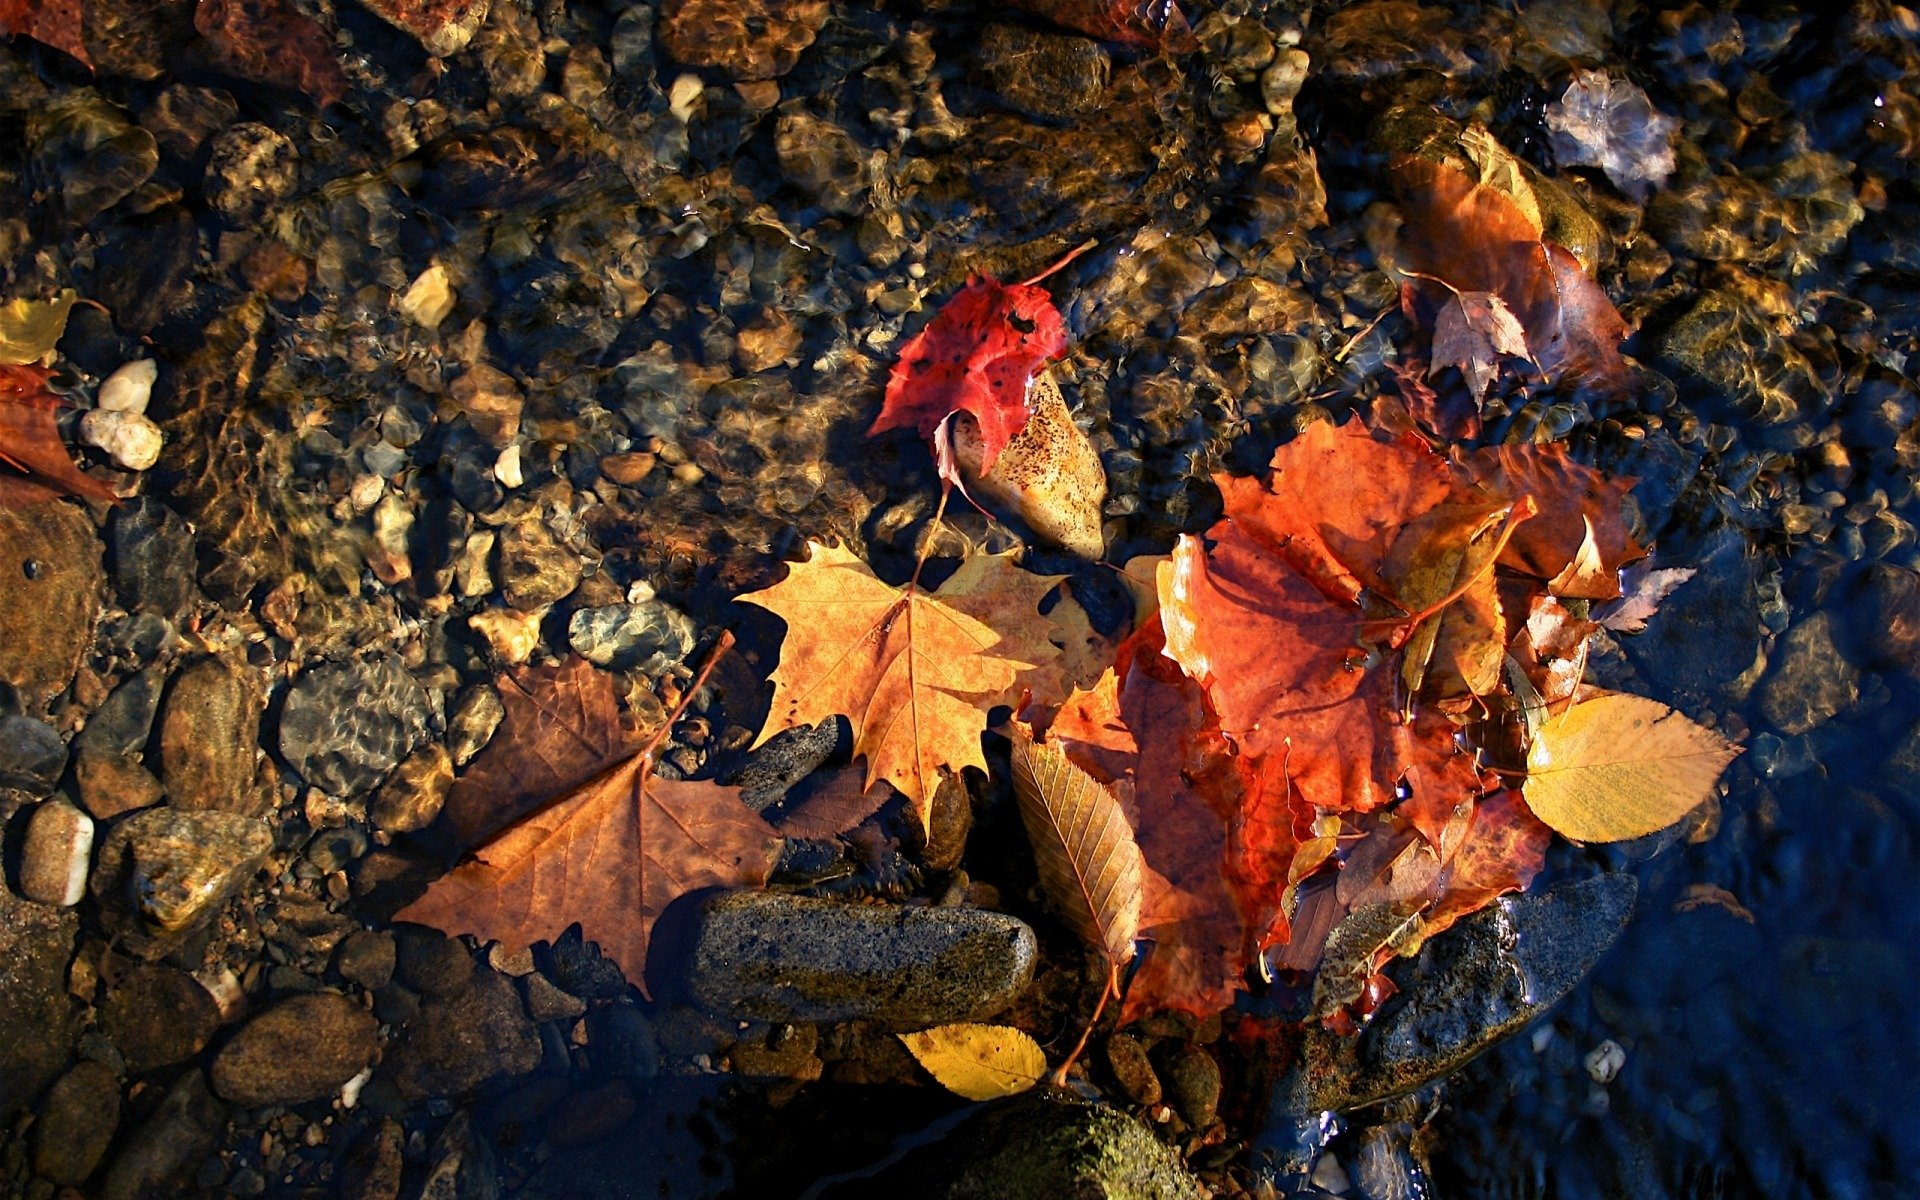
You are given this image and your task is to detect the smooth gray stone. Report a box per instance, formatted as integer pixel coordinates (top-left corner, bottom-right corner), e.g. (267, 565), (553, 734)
(687, 891), (1036, 1029)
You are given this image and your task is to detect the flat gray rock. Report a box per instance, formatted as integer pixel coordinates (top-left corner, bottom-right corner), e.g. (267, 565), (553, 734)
(687, 891), (1036, 1029)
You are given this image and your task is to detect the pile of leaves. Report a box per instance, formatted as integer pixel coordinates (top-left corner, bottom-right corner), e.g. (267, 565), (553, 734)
(403, 183), (1738, 1088)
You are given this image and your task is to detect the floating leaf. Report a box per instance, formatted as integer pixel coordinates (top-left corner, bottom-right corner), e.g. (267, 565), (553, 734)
(739, 542), (1056, 833)
(1008, 730), (1143, 968)
(0, 291), (80, 366)
(1524, 693), (1739, 842)
(899, 1023), (1047, 1101)
(1428, 290), (1529, 399)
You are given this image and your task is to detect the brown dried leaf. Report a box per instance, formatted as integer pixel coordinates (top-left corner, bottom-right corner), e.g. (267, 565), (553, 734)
(0, 365), (117, 505)
(0, 0), (89, 66)
(194, 0), (348, 109)
(765, 764), (893, 840)
(1428, 290), (1529, 398)
(1009, 730), (1143, 969)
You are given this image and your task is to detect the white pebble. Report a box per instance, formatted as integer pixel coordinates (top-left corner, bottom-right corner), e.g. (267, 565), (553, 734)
(398, 263), (455, 330)
(79, 409), (164, 471)
(493, 442), (523, 489)
(339, 1066), (373, 1109)
(1310, 1153), (1352, 1195)
(1584, 1038), (1626, 1084)
(348, 473), (385, 512)
(669, 73), (704, 123)
(97, 358), (157, 414)
(21, 800), (93, 906)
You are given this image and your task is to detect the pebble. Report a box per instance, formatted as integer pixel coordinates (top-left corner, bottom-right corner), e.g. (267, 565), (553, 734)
(97, 1069), (224, 1200)
(0, 714), (67, 794)
(1759, 611), (1860, 735)
(90, 807), (273, 938)
(494, 442), (524, 489)
(357, 0), (489, 55)
(1584, 1038), (1626, 1084)
(305, 825), (370, 872)
(547, 1080), (637, 1147)
(398, 263), (455, 329)
(278, 656), (430, 795)
(211, 991), (381, 1106)
(658, 0), (827, 81)
(1842, 563), (1920, 674)
(20, 799), (93, 906)
(106, 498), (198, 616)
(469, 606), (543, 664)
(0, 886), (80, 1122)
(1105, 1032), (1162, 1106)
(548, 927), (631, 1000)
(381, 968), (542, 1099)
(447, 684), (504, 766)
(524, 973), (587, 1022)
(449, 364), (523, 448)
(97, 358), (156, 413)
(495, 518), (582, 611)
(34, 1059), (121, 1185)
(338, 1119), (404, 1200)
(585, 1004), (660, 1082)
(336, 929), (398, 990)
(73, 748), (166, 819)
(1156, 1042), (1222, 1129)
(0, 501), (103, 707)
(372, 742), (453, 833)
(979, 24), (1110, 122)
(566, 599), (697, 672)
(396, 929), (477, 998)
(158, 655), (264, 813)
(76, 665), (166, 758)
(96, 964), (222, 1072)
(687, 891), (1037, 1029)
(202, 122), (298, 224)
(80, 408), (165, 470)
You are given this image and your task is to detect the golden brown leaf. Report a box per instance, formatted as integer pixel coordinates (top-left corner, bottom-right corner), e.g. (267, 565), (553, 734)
(1524, 693), (1740, 842)
(397, 756), (780, 998)
(740, 542), (1055, 833)
(898, 1024), (1046, 1100)
(1009, 730), (1143, 969)
(0, 291), (79, 365)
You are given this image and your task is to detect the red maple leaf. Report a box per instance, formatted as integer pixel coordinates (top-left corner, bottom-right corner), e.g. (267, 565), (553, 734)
(1005, 0), (1198, 51)
(0, 365), (117, 506)
(0, 0), (90, 67)
(867, 274), (1066, 486)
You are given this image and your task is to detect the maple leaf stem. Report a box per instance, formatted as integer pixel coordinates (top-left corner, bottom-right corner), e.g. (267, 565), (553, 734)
(907, 484), (953, 595)
(1398, 269), (1465, 297)
(1052, 962), (1116, 1088)
(634, 629), (737, 775)
(1333, 301), (1399, 364)
(1020, 238), (1099, 288)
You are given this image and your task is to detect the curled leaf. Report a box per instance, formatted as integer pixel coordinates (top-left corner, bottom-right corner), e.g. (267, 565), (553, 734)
(1524, 693), (1740, 842)
(950, 369), (1108, 559)
(899, 1023), (1047, 1101)
(1008, 730), (1143, 969)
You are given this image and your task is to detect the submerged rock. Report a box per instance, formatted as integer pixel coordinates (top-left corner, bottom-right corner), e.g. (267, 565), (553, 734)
(0, 715), (66, 794)
(687, 890), (1037, 1028)
(91, 807), (273, 947)
(355, 0), (490, 56)
(1759, 611), (1859, 735)
(380, 969), (541, 1099)
(0, 884), (81, 1122)
(97, 1070), (225, 1200)
(567, 597), (697, 672)
(821, 1092), (1206, 1200)
(0, 500), (102, 708)
(20, 798), (92, 906)
(158, 655), (264, 813)
(1256, 874), (1638, 1180)
(96, 963), (222, 1073)
(658, 0), (828, 81)
(34, 1060), (121, 1185)
(279, 656), (430, 795)
(211, 991), (380, 1106)
(978, 24), (1110, 123)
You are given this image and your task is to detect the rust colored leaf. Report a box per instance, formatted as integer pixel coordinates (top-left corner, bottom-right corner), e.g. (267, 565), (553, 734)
(1009, 730), (1143, 969)
(739, 542), (1057, 833)
(1006, 0), (1196, 51)
(1393, 156), (1633, 396)
(765, 764), (893, 840)
(868, 275), (1066, 485)
(0, 365), (117, 505)
(1417, 789), (1552, 942)
(0, 0), (89, 66)
(1456, 441), (1645, 598)
(397, 756), (780, 998)
(194, 0), (348, 109)
(1429, 289), (1529, 398)
(1382, 501), (1515, 706)
(1217, 416), (1454, 606)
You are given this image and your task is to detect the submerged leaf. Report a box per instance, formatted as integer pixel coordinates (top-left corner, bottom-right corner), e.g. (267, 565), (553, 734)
(0, 365), (118, 505)
(0, 291), (80, 365)
(1429, 290), (1529, 398)
(899, 1024), (1047, 1100)
(1009, 730), (1144, 969)
(1525, 693), (1740, 842)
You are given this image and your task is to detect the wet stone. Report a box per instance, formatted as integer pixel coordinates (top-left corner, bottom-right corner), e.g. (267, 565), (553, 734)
(305, 825), (370, 872)
(356, 0), (490, 56)
(687, 891), (1037, 1029)
(1156, 1042), (1222, 1129)
(1626, 528), (1762, 694)
(202, 122), (298, 225)
(1106, 1032), (1161, 1106)
(585, 1004), (659, 1082)
(567, 599), (697, 672)
(107, 498), (196, 617)
(658, 0), (828, 81)
(29, 91), (159, 225)
(1842, 563), (1920, 675)
(75, 666), (166, 759)
(339, 1118), (404, 1200)
(495, 518), (583, 611)
(138, 84), (237, 158)
(730, 718), (842, 811)
(211, 991), (380, 1107)
(396, 928), (477, 998)
(34, 1059), (120, 1185)
(0, 715), (66, 794)
(20, 798), (92, 906)
(979, 24), (1110, 122)
(447, 684), (504, 767)
(822, 1091), (1206, 1200)
(73, 748), (165, 820)
(0, 500), (103, 708)
(547, 926), (631, 1000)
(773, 109), (868, 216)
(0, 884), (81, 1122)
(336, 929), (397, 990)
(279, 656), (430, 795)
(1760, 611), (1859, 735)
(91, 808), (273, 943)
(96, 963), (222, 1073)
(381, 968), (542, 1099)
(523, 972), (586, 1022)
(158, 655), (264, 814)
(97, 1069), (224, 1200)
(372, 742), (453, 834)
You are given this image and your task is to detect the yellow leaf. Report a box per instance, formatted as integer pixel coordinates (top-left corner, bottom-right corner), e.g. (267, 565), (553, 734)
(898, 1023), (1047, 1100)
(1524, 693), (1740, 842)
(0, 291), (80, 366)
(738, 543), (1054, 834)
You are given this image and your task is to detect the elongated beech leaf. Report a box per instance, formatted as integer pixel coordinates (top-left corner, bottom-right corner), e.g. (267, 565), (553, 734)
(1525, 693), (1739, 842)
(1009, 730), (1143, 968)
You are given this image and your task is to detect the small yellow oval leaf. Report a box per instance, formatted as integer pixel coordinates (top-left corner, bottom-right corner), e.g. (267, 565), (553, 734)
(1524, 693), (1740, 842)
(898, 1023), (1046, 1101)
(0, 291), (80, 366)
